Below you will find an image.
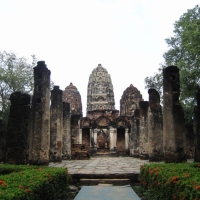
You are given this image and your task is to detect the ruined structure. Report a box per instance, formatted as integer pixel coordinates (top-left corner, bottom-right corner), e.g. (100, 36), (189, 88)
(5, 61), (199, 164)
(163, 66), (185, 162)
(87, 64), (115, 111)
(50, 86), (63, 162)
(28, 61), (51, 165)
(63, 83), (82, 145)
(130, 109), (140, 157)
(120, 84), (142, 116)
(148, 89), (163, 161)
(6, 92), (30, 164)
(62, 102), (71, 159)
(138, 101), (149, 159)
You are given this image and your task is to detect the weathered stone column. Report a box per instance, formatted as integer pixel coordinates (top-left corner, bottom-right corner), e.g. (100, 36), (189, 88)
(63, 102), (71, 159)
(28, 61), (51, 165)
(125, 128), (129, 152)
(194, 89), (200, 161)
(130, 110), (140, 157)
(110, 127), (117, 153)
(78, 123), (82, 144)
(139, 101), (149, 160)
(0, 119), (5, 162)
(94, 128), (97, 146)
(50, 86), (63, 162)
(90, 129), (93, 147)
(90, 128), (97, 154)
(163, 66), (185, 162)
(6, 92), (30, 164)
(148, 89), (163, 161)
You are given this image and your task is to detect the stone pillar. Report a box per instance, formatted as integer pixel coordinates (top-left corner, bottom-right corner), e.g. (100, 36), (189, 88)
(125, 128), (129, 152)
(63, 102), (71, 159)
(50, 86), (63, 162)
(194, 89), (200, 161)
(94, 128), (97, 146)
(6, 92), (30, 164)
(78, 120), (82, 144)
(90, 128), (97, 154)
(28, 61), (51, 165)
(130, 110), (140, 157)
(148, 89), (163, 161)
(110, 127), (117, 153)
(90, 129), (92, 147)
(163, 66), (185, 162)
(139, 101), (149, 160)
(0, 119), (5, 162)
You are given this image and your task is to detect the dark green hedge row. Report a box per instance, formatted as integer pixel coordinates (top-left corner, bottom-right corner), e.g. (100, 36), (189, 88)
(139, 163), (200, 200)
(0, 164), (70, 200)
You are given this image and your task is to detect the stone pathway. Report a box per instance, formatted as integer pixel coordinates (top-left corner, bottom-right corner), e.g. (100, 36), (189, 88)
(49, 157), (149, 199)
(74, 185), (141, 200)
(49, 157), (149, 175)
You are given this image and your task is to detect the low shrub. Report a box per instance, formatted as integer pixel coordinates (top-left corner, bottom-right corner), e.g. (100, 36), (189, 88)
(139, 163), (200, 200)
(0, 164), (70, 200)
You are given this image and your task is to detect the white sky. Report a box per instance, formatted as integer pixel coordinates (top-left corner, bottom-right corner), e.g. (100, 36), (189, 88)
(0, 0), (199, 116)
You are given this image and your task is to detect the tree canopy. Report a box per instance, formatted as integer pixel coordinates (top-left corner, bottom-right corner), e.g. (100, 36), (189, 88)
(145, 5), (200, 123)
(0, 51), (37, 124)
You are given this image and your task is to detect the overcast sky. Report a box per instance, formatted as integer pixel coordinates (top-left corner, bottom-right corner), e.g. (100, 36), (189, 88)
(0, 0), (199, 116)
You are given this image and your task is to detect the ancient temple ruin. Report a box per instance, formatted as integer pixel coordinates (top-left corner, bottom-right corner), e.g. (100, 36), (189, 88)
(3, 61), (199, 164)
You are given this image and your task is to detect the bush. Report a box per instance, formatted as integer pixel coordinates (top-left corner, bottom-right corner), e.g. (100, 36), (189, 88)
(0, 164), (70, 200)
(139, 163), (200, 200)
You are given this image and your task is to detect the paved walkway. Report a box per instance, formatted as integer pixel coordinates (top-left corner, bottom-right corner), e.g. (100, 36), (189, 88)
(49, 157), (149, 199)
(74, 185), (141, 200)
(49, 157), (149, 175)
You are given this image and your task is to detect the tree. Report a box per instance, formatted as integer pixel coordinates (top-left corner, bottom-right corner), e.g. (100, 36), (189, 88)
(145, 5), (200, 123)
(0, 51), (37, 125)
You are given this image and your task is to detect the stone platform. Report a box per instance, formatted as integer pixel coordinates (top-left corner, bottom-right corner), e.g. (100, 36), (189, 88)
(49, 157), (149, 184)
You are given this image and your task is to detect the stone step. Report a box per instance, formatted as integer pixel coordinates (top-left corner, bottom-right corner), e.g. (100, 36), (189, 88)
(91, 153), (118, 158)
(80, 178), (130, 186)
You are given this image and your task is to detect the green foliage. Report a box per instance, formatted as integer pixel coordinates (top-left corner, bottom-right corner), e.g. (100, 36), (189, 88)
(0, 51), (37, 125)
(145, 5), (200, 123)
(139, 163), (200, 200)
(0, 164), (70, 200)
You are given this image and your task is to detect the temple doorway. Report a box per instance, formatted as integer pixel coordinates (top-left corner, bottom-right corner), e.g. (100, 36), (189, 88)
(82, 128), (90, 149)
(97, 129), (109, 149)
(117, 128), (125, 155)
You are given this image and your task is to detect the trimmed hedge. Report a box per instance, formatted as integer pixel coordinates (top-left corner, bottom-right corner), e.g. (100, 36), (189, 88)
(139, 163), (200, 200)
(0, 164), (71, 200)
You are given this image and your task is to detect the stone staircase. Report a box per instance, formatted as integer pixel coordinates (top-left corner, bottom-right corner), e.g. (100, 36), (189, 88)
(93, 148), (117, 157)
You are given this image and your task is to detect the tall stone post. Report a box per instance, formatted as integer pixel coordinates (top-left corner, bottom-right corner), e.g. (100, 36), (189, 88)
(94, 128), (97, 147)
(78, 121), (82, 144)
(125, 128), (129, 153)
(163, 66), (185, 162)
(90, 128), (97, 154)
(194, 89), (200, 161)
(28, 61), (51, 165)
(63, 102), (71, 159)
(148, 89), (163, 161)
(110, 127), (117, 153)
(0, 119), (5, 162)
(139, 101), (149, 159)
(130, 109), (140, 157)
(6, 92), (30, 164)
(50, 86), (63, 162)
